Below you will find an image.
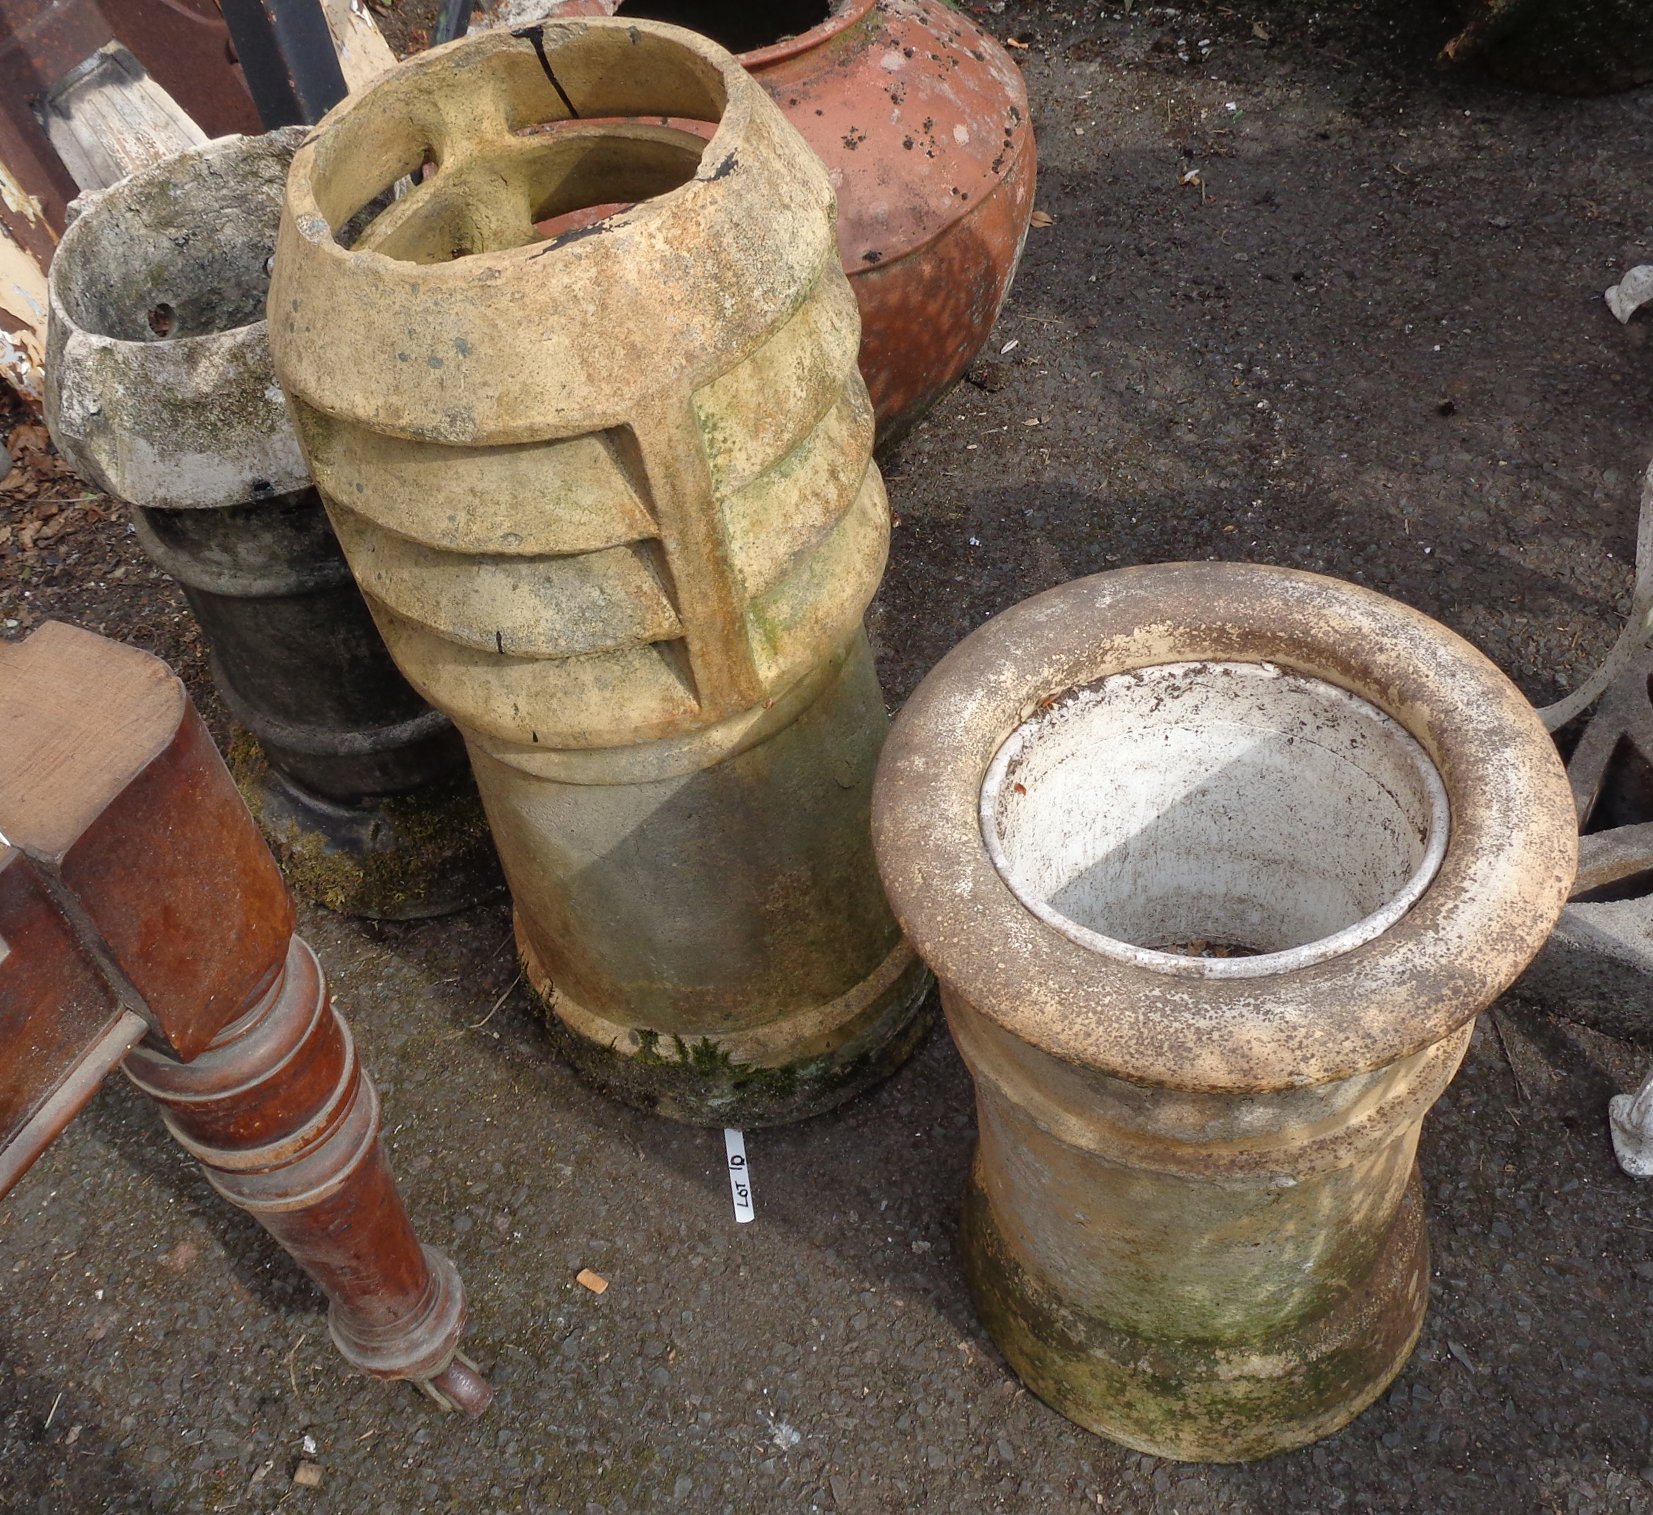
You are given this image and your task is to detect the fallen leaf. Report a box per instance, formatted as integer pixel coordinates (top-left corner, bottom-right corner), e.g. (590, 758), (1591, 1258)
(8, 424), (48, 453)
(64, 1426), (81, 1445)
(1022, 417), (1042, 427)
(293, 1461), (324, 1488)
(1252, 22), (1271, 40)
(1030, 209), (1055, 228)
(161, 1241), (201, 1272)
(0, 466), (28, 492)
(576, 1268), (609, 1294)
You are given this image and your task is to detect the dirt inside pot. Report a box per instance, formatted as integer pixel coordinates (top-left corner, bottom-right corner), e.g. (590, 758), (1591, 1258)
(612, 0), (833, 55)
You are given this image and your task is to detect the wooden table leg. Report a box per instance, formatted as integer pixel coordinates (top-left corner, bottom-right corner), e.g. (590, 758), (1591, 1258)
(123, 933), (492, 1414)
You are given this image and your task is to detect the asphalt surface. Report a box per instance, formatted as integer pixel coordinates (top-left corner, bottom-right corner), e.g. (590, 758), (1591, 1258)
(5, 0), (1653, 1511)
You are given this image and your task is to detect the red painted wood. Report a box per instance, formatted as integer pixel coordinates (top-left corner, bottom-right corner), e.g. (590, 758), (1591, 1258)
(0, 843), (143, 1198)
(126, 936), (487, 1404)
(0, 621), (490, 1412)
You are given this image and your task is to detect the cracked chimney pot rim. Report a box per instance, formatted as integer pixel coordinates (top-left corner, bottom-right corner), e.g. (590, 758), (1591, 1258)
(288, 21), (755, 264)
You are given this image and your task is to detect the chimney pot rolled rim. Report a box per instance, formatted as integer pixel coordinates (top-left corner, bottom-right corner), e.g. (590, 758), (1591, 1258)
(869, 563), (1579, 1093)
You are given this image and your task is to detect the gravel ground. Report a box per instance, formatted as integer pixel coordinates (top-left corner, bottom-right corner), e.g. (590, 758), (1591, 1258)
(5, 1), (1653, 1512)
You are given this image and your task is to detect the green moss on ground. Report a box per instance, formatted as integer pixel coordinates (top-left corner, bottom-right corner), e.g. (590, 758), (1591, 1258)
(230, 730), (504, 920)
(529, 968), (936, 1128)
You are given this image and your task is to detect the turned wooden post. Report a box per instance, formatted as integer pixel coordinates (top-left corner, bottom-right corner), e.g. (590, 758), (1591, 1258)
(0, 620), (490, 1413)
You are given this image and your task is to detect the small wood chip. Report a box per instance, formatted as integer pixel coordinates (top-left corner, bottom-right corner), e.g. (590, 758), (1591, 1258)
(293, 1462), (324, 1488)
(576, 1268), (609, 1294)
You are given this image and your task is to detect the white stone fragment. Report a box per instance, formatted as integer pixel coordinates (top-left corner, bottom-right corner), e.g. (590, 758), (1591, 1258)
(1610, 1074), (1653, 1177)
(1606, 264), (1653, 324)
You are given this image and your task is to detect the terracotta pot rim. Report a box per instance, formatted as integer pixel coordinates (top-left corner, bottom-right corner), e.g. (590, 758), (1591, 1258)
(738, 0), (878, 69)
(871, 562), (1577, 1094)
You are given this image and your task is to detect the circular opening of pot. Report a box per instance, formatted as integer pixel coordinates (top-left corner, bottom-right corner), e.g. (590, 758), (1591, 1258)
(980, 661), (1450, 979)
(346, 125), (711, 263)
(53, 134), (298, 343)
(612, 0), (834, 55)
(320, 27), (731, 262)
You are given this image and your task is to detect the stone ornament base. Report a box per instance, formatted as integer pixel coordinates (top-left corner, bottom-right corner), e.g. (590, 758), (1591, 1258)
(1509, 910), (1653, 1044)
(266, 23), (915, 1097)
(44, 132), (485, 921)
(519, 923), (934, 1127)
(960, 1165), (1430, 1463)
(1510, 639), (1653, 1044)
(1610, 1086), (1653, 1177)
(230, 735), (504, 921)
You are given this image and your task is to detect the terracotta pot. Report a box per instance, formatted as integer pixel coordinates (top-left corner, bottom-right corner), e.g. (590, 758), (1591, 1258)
(872, 564), (1576, 1460)
(516, 0), (1036, 444)
(269, 20), (931, 1126)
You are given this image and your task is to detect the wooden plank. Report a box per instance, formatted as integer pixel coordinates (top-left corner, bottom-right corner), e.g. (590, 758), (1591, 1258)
(40, 41), (206, 194)
(0, 1006), (145, 1200)
(319, 0), (398, 95)
(0, 619), (184, 864)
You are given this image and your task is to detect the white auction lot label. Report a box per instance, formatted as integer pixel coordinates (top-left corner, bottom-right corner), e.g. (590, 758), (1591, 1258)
(723, 1128), (754, 1223)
